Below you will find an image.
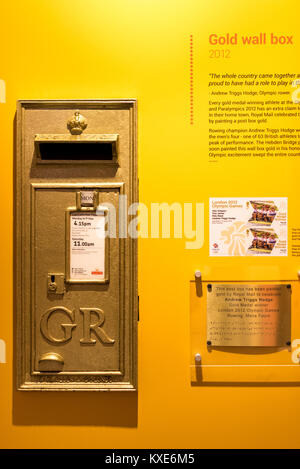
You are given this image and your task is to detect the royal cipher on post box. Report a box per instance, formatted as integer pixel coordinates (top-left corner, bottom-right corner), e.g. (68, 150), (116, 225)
(16, 100), (138, 391)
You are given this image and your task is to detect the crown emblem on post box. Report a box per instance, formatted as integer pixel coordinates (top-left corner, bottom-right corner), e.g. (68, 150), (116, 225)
(67, 111), (88, 135)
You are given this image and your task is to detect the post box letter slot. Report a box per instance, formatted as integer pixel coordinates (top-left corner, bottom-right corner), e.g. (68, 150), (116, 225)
(34, 134), (119, 164)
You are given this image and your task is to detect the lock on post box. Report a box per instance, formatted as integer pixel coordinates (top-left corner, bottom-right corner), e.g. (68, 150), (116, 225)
(16, 100), (138, 391)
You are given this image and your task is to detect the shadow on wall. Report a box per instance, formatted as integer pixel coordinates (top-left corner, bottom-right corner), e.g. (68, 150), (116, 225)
(13, 389), (138, 427)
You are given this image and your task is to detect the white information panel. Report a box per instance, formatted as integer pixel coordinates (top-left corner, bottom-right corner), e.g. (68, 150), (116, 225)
(70, 212), (105, 281)
(209, 197), (288, 257)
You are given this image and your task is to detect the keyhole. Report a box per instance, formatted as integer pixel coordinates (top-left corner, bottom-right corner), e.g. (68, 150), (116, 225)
(51, 275), (55, 283)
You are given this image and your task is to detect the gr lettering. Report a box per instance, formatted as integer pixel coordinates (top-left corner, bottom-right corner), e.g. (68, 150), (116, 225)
(40, 306), (115, 345)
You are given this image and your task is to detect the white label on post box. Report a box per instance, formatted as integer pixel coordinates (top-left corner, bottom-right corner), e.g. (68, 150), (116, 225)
(70, 212), (105, 280)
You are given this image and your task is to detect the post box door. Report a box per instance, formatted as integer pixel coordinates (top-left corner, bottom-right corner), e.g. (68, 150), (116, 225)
(16, 100), (137, 391)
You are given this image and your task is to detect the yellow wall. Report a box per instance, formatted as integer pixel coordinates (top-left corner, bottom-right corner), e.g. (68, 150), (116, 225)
(1, 0), (300, 448)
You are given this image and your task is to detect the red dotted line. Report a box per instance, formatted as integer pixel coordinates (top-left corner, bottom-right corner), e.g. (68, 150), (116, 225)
(190, 34), (194, 125)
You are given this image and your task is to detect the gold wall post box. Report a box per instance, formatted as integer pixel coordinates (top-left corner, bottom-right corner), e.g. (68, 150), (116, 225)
(15, 100), (138, 391)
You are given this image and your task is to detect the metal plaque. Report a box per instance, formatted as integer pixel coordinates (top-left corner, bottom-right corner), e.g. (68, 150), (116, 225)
(207, 284), (291, 346)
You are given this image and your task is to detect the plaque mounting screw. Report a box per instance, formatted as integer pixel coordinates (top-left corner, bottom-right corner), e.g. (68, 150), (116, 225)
(207, 340), (212, 346)
(286, 341), (291, 346)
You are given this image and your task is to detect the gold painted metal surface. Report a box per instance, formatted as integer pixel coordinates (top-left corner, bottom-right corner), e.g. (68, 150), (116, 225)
(207, 284), (291, 346)
(16, 100), (138, 391)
